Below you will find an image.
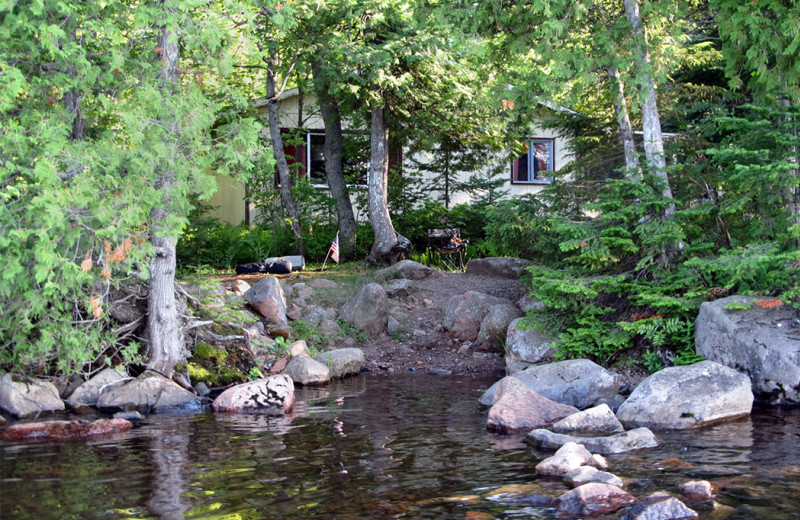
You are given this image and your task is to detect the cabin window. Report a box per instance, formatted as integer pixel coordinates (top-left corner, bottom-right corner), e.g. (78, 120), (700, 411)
(306, 132), (371, 187)
(512, 139), (554, 184)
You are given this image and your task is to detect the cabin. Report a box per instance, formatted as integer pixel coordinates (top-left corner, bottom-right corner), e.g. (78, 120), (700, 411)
(206, 88), (574, 225)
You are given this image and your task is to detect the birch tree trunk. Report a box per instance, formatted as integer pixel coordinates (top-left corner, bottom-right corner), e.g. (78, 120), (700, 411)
(311, 60), (357, 257)
(147, 23), (185, 378)
(607, 66), (640, 178)
(367, 106), (409, 264)
(624, 0), (675, 218)
(266, 51), (304, 255)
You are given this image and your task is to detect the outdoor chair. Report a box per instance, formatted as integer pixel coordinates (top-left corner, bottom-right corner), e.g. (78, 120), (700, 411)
(426, 228), (468, 272)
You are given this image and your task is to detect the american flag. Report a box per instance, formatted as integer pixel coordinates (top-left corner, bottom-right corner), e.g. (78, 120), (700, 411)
(330, 232), (340, 264)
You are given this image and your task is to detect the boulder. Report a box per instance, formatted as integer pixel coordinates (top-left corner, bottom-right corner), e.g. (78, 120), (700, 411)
(476, 304), (523, 351)
(1, 418), (132, 443)
(535, 442), (593, 476)
(0, 374), (65, 418)
(465, 257), (533, 278)
(443, 291), (514, 342)
(619, 492), (698, 520)
(527, 427), (658, 455)
(302, 306), (329, 327)
(211, 374), (294, 414)
(66, 368), (129, 410)
(387, 315), (402, 335)
(504, 318), (556, 374)
(230, 279), (251, 295)
(480, 359), (620, 410)
(339, 283), (389, 337)
(96, 371), (200, 413)
(289, 340), (310, 357)
(695, 295), (800, 405)
(487, 377), (579, 432)
(558, 483), (635, 518)
(680, 481), (715, 502)
(517, 294), (546, 312)
(551, 404), (625, 436)
(318, 318), (343, 340)
(244, 276), (288, 325)
(315, 348), (365, 379)
(563, 466), (624, 488)
(284, 356), (331, 385)
(616, 361), (753, 429)
(375, 259), (444, 281)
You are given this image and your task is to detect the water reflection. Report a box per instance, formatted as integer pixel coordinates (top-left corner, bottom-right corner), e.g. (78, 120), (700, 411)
(2, 377), (800, 520)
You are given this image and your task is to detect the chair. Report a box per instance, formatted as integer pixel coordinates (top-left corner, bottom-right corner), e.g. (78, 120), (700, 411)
(427, 228), (468, 272)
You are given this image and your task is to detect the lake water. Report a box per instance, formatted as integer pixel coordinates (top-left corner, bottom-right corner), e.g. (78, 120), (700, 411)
(2, 374), (800, 519)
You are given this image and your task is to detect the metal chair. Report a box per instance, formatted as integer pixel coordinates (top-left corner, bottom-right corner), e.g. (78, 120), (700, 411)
(427, 228), (468, 272)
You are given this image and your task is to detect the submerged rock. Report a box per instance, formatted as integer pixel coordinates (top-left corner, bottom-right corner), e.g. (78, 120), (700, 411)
(0, 374), (65, 418)
(211, 374), (294, 414)
(1, 418), (132, 443)
(619, 492), (698, 520)
(616, 361), (753, 429)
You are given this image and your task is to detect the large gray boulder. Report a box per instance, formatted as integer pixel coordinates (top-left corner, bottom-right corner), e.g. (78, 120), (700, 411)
(0, 374), (65, 418)
(315, 348), (365, 379)
(487, 377), (579, 432)
(527, 427), (658, 455)
(375, 259), (443, 281)
(504, 318), (557, 373)
(465, 257), (533, 278)
(284, 356), (331, 386)
(616, 361), (753, 429)
(66, 368), (129, 409)
(696, 295), (800, 405)
(211, 374), (294, 414)
(443, 291), (514, 342)
(339, 283), (389, 337)
(476, 304), (523, 351)
(480, 359), (620, 410)
(96, 372), (201, 413)
(244, 276), (288, 325)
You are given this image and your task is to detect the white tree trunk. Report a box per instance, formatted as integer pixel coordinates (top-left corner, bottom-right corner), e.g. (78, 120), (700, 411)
(624, 0), (675, 218)
(608, 66), (640, 178)
(146, 24), (185, 378)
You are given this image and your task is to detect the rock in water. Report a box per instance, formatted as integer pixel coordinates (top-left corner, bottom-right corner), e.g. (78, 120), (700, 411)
(695, 295), (800, 405)
(616, 361), (753, 429)
(1, 419), (132, 442)
(212, 374), (294, 414)
(487, 377), (579, 432)
(0, 374), (65, 418)
(96, 371), (200, 413)
(557, 483), (635, 518)
(314, 348), (365, 379)
(284, 356), (331, 386)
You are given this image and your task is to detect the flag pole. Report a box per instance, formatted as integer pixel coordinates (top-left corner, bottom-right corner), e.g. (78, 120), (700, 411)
(320, 232), (339, 271)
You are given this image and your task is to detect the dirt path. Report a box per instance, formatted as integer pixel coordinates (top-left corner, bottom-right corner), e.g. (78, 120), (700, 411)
(358, 272), (524, 378)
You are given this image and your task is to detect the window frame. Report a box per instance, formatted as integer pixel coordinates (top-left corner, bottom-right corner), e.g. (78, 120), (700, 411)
(305, 131), (372, 189)
(511, 138), (555, 185)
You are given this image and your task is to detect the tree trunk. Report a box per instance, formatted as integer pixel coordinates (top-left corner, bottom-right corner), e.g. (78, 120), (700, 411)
(607, 66), (640, 178)
(311, 60), (358, 257)
(266, 52), (304, 255)
(367, 106), (408, 264)
(624, 0), (675, 218)
(147, 24), (185, 378)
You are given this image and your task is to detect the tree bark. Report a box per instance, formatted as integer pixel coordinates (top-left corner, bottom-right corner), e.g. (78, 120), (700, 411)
(624, 0), (675, 218)
(311, 59), (358, 257)
(147, 23), (185, 378)
(367, 106), (408, 264)
(607, 66), (640, 178)
(266, 51), (304, 255)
